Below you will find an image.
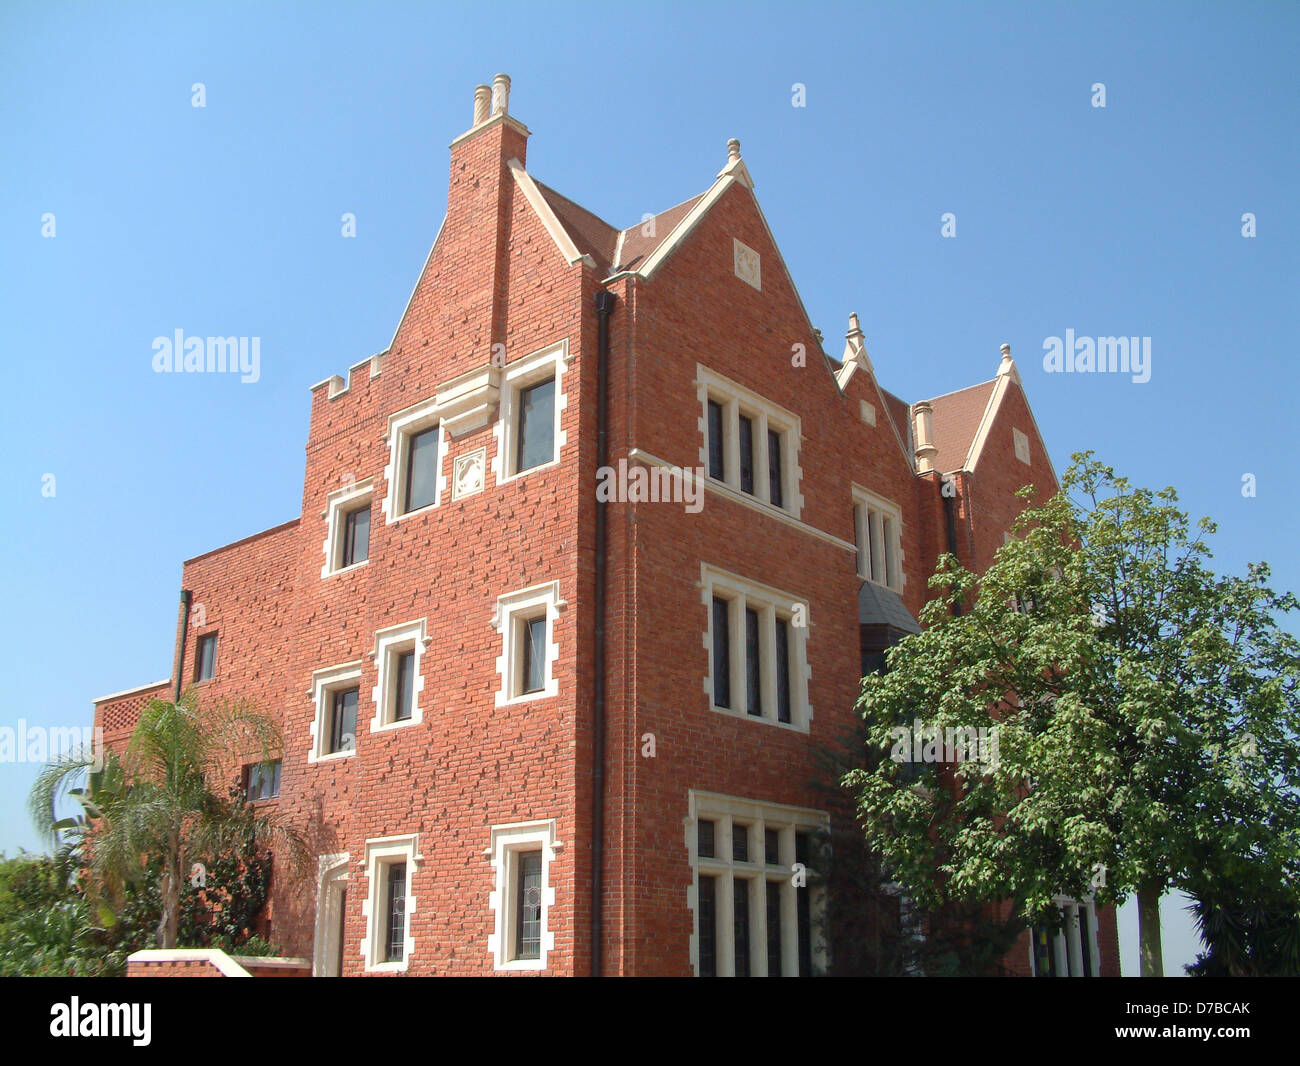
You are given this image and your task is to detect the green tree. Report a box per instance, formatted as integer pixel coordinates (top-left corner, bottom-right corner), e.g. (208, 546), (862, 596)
(844, 453), (1300, 976)
(29, 693), (306, 949)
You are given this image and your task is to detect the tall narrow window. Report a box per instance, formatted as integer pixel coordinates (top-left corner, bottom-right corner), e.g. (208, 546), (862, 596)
(707, 399), (725, 481)
(393, 650), (415, 721)
(767, 430), (783, 508)
(698, 874), (718, 977)
(775, 618), (791, 724)
(515, 851), (543, 960)
(341, 505), (370, 567)
(520, 615), (547, 695)
(516, 378), (556, 473)
(384, 863), (406, 963)
(745, 607), (762, 716)
(712, 597), (731, 709)
(329, 687), (358, 754)
(738, 414), (755, 495)
(698, 820), (716, 859)
(733, 880), (751, 976)
(404, 425), (440, 513)
(732, 824), (749, 863)
(766, 882), (783, 976)
(194, 633), (218, 681)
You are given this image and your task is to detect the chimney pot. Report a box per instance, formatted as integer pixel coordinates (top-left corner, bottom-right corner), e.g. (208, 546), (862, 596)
(912, 402), (938, 473)
(492, 73), (511, 115)
(473, 85), (491, 125)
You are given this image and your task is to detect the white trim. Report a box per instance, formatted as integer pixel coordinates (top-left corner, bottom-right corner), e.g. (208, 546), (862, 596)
(381, 399), (448, 523)
(369, 619), (429, 732)
(508, 159), (596, 268)
(320, 478), (374, 578)
(312, 852), (350, 977)
(126, 949), (251, 977)
(699, 563), (812, 732)
(487, 819), (560, 971)
(308, 661), (363, 763)
(360, 834), (421, 973)
(491, 581), (565, 706)
(92, 680), (171, 704)
(640, 175), (736, 279)
(685, 791), (829, 977)
(493, 339), (571, 485)
(851, 484), (906, 593)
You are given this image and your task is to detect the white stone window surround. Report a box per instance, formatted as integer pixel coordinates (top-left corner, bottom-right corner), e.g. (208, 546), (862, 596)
(695, 364), (804, 520)
(381, 398), (449, 524)
(851, 484), (905, 593)
(369, 619), (431, 733)
(320, 478), (374, 578)
(308, 660), (363, 763)
(699, 563), (812, 733)
(493, 339), (572, 485)
(486, 819), (560, 971)
(312, 852), (349, 977)
(360, 834), (421, 973)
(491, 581), (566, 706)
(1030, 894), (1102, 978)
(684, 791), (829, 977)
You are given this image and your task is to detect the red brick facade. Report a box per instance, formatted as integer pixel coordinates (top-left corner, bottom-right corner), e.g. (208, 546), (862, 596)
(96, 79), (1119, 977)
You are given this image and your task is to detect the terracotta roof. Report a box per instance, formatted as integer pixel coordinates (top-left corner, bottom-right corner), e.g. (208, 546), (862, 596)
(925, 379), (997, 473)
(534, 182), (620, 275)
(612, 194), (705, 273)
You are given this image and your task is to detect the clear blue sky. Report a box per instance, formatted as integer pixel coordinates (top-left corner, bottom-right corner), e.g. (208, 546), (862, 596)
(1, 1), (1295, 976)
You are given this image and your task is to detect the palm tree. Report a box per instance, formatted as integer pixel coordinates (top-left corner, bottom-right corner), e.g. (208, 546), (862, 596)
(30, 693), (306, 949)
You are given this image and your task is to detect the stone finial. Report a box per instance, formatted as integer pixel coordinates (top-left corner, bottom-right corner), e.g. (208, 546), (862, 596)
(491, 73), (511, 115)
(847, 312), (864, 341)
(727, 138), (741, 164)
(998, 342), (1014, 376)
(473, 84), (491, 125)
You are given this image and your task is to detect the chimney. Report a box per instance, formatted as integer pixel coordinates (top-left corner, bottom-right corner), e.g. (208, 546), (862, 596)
(472, 84), (491, 126)
(492, 73), (511, 116)
(912, 401), (938, 473)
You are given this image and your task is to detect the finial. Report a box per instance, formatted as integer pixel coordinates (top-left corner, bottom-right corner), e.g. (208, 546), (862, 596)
(727, 138), (741, 164)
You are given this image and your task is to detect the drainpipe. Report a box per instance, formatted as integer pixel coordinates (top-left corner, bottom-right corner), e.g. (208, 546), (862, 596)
(175, 589), (192, 701)
(592, 288), (616, 976)
(942, 483), (962, 617)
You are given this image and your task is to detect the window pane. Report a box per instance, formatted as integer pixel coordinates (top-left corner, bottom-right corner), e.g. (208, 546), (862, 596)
(767, 430), (783, 507)
(330, 687), (358, 754)
(515, 851), (543, 960)
(393, 650), (415, 721)
(745, 607), (761, 716)
(342, 505), (370, 567)
(697, 819), (715, 859)
(732, 824), (748, 862)
(733, 879), (751, 976)
(521, 615), (547, 694)
(764, 829), (779, 865)
(384, 863), (406, 962)
(854, 505), (864, 575)
(766, 882), (783, 976)
(775, 618), (791, 724)
(516, 378), (556, 473)
(707, 399), (725, 480)
(404, 426), (440, 513)
(269, 760), (281, 797)
(711, 597), (731, 708)
(195, 633), (217, 681)
(1079, 907), (1093, 977)
(738, 414), (755, 495)
(698, 874), (717, 977)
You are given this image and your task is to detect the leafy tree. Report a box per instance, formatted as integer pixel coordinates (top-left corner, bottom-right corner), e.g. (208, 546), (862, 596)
(29, 693), (306, 949)
(844, 453), (1300, 976)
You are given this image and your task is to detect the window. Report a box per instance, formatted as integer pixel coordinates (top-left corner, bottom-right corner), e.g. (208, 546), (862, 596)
(243, 760), (281, 801)
(321, 478), (374, 577)
(703, 565), (810, 731)
(516, 378), (556, 473)
(497, 340), (569, 483)
(689, 792), (828, 977)
(370, 620), (427, 731)
(310, 661), (363, 762)
(493, 582), (564, 705)
(696, 366), (801, 517)
(382, 398), (446, 523)
(488, 820), (558, 970)
(853, 487), (904, 592)
(194, 632), (218, 682)
(1030, 897), (1100, 977)
(362, 834), (419, 971)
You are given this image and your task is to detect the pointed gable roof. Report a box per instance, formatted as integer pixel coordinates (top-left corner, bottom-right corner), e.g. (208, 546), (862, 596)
(926, 379), (998, 474)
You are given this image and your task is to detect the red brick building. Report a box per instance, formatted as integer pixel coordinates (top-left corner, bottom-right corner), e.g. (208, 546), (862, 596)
(95, 76), (1119, 977)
